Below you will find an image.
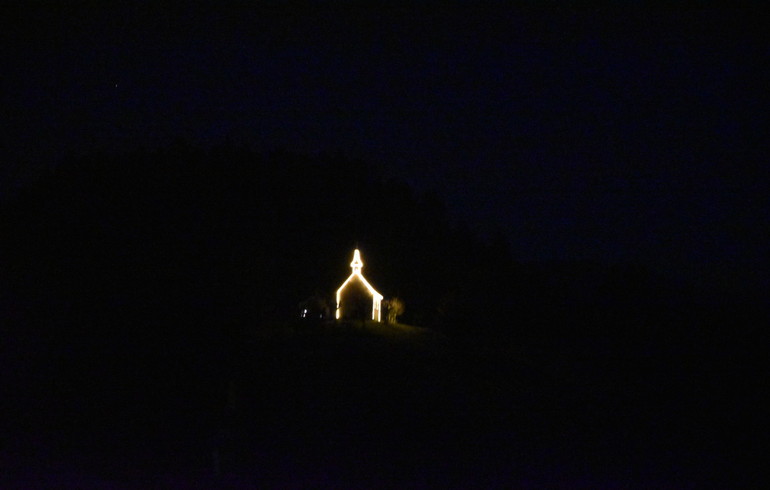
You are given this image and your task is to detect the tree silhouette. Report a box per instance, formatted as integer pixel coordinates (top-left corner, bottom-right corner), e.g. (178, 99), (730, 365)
(384, 297), (404, 324)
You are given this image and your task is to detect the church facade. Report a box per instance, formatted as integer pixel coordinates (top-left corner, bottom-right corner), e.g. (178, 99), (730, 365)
(336, 249), (383, 322)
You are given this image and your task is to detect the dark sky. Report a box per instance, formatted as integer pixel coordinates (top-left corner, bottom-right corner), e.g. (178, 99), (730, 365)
(2, 6), (767, 274)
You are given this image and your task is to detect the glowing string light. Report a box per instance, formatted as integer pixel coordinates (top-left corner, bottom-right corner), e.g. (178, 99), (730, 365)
(335, 249), (383, 321)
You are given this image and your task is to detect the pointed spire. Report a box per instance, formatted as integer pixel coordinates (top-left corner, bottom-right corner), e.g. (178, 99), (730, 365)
(350, 249), (363, 274)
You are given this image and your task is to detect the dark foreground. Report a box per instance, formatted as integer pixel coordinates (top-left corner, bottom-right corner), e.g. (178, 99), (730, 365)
(1, 318), (761, 488)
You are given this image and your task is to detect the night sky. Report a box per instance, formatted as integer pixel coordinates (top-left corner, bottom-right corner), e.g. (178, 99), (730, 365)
(2, 6), (767, 276)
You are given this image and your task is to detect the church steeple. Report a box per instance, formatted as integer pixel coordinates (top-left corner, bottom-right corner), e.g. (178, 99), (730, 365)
(350, 249), (363, 274)
(336, 248), (383, 322)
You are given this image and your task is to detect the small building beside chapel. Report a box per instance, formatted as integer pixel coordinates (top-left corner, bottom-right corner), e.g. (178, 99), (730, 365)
(336, 249), (383, 322)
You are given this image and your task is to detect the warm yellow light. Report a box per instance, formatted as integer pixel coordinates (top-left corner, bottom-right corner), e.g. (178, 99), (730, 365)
(350, 249), (363, 273)
(336, 249), (383, 322)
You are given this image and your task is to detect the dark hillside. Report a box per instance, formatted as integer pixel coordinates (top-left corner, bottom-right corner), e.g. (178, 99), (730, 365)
(0, 147), (518, 484)
(0, 146), (762, 486)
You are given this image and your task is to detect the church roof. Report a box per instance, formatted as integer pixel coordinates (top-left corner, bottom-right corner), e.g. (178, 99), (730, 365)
(336, 249), (383, 300)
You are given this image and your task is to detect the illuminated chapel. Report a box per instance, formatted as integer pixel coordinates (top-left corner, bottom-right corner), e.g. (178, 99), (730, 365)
(336, 249), (383, 322)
